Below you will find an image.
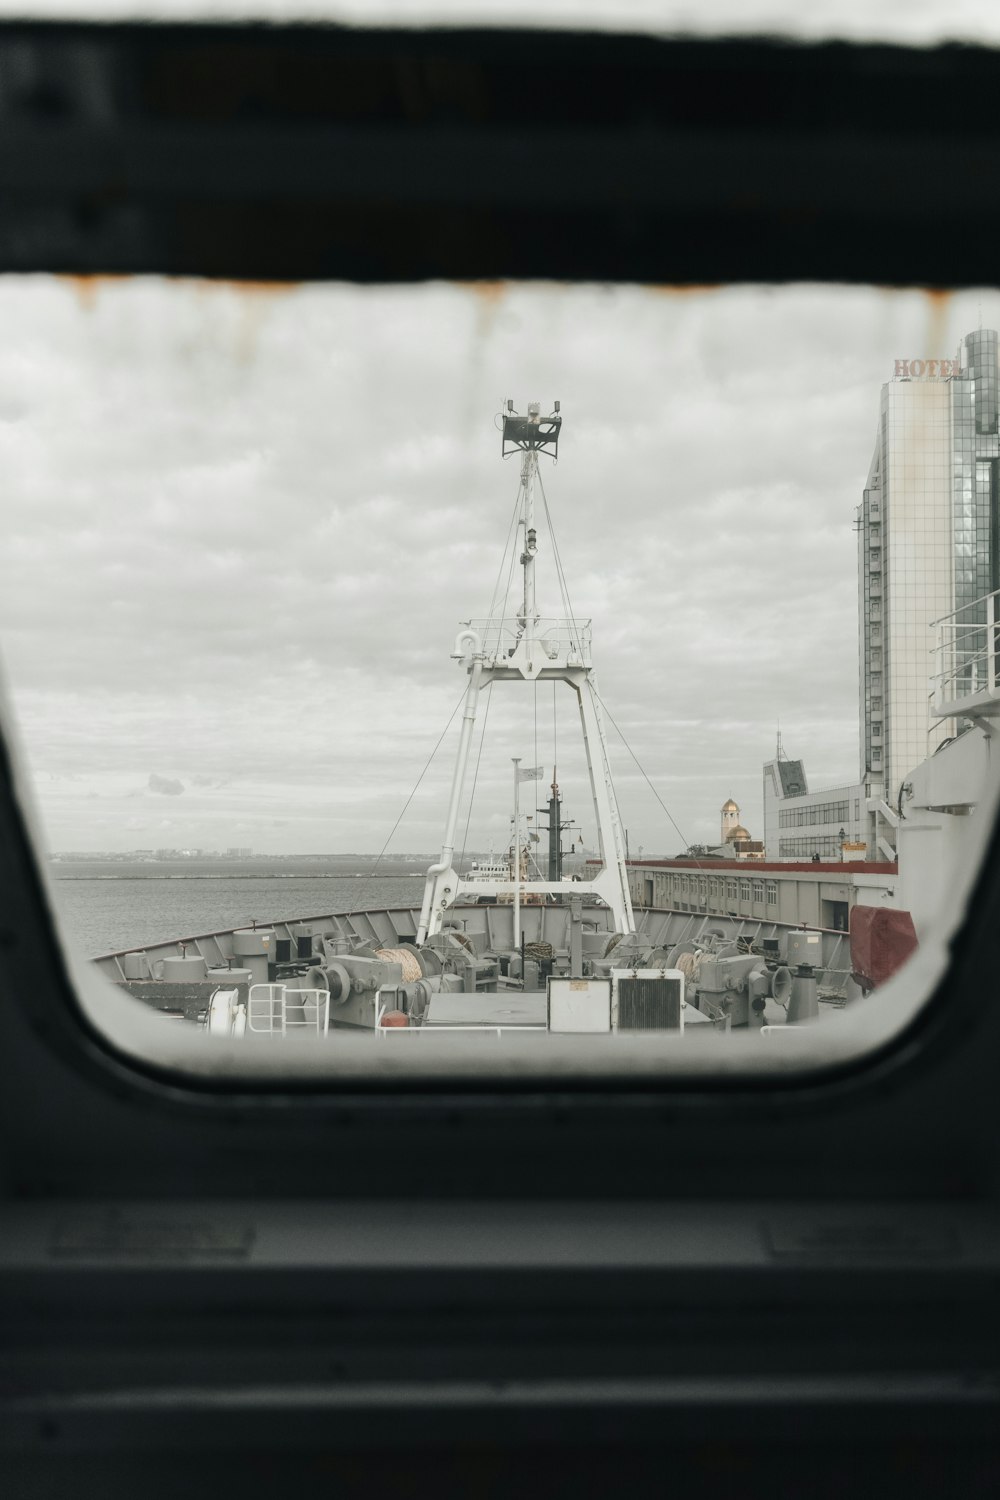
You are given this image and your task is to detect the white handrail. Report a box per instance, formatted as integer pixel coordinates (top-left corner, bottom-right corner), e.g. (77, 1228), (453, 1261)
(930, 586), (1000, 713)
(376, 1023), (548, 1038)
(931, 586), (1000, 629)
(374, 1002), (545, 1038)
(465, 615), (593, 665)
(247, 983), (329, 1038)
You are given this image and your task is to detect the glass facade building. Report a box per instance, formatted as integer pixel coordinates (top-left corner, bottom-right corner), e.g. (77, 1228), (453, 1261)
(857, 331), (1000, 819)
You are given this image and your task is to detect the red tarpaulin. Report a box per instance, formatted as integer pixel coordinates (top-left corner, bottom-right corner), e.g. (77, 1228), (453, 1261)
(850, 905), (919, 992)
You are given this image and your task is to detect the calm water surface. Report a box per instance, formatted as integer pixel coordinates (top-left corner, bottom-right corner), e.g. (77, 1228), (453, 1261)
(50, 865), (427, 956)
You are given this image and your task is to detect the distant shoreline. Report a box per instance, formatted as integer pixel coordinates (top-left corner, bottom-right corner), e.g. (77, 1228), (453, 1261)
(53, 872), (425, 882)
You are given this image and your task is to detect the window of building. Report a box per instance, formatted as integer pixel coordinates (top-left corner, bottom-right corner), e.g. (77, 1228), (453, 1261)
(778, 798), (852, 831)
(752, 880), (764, 903)
(778, 835), (842, 858)
(726, 880), (737, 901)
(765, 881), (777, 906)
(872, 748), (882, 762)
(739, 879), (751, 901)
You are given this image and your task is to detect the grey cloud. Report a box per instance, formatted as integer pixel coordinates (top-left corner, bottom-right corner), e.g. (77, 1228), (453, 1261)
(148, 774), (184, 797)
(1, 277), (990, 851)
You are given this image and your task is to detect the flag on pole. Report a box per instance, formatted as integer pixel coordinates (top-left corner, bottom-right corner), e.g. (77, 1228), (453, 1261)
(517, 765), (544, 782)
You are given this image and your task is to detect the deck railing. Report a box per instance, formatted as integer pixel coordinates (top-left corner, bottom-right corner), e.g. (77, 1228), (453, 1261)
(466, 615), (591, 667)
(931, 587), (1000, 716)
(375, 1003), (546, 1039)
(247, 984), (329, 1038)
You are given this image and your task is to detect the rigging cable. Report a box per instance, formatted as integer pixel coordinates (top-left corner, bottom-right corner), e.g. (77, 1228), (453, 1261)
(537, 466), (707, 873)
(537, 468), (585, 659)
(538, 469), (628, 864)
(590, 683), (707, 874)
(346, 687), (468, 923)
(458, 679), (494, 879)
(487, 479), (524, 621)
(530, 676), (541, 877)
(534, 676), (538, 780)
(485, 479), (525, 660)
(490, 473), (524, 659)
(357, 469), (522, 921)
(553, 680), (558, 776)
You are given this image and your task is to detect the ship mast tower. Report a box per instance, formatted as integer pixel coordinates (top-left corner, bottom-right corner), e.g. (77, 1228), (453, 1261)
(416, 403), (635, 946)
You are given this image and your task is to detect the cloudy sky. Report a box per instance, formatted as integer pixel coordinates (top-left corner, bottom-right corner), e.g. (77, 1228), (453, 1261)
(4, 0), (1000, 47)
(0, 277), (995, 856)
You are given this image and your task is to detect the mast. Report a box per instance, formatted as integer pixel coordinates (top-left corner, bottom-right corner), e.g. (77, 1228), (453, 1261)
(417, 402), (635, 947)
(517, 409), (540, 663)
(512, 757), (521, 952)
(538, 768), (575, 883)
(547, 772), (562, 883)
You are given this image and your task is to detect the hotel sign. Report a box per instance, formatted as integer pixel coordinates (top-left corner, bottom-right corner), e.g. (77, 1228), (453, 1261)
(894, 358), (961, 377)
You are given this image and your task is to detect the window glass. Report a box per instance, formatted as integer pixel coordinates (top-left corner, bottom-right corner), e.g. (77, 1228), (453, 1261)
(1, 277), (997, 1079)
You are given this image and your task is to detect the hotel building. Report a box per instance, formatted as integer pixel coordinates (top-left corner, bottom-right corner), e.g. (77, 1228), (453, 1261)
(858, 330), (1000, 834)
(760, 330), (999, 862)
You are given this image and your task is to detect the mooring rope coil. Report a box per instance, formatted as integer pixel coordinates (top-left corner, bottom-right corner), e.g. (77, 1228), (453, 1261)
(374, 947), (423, 984)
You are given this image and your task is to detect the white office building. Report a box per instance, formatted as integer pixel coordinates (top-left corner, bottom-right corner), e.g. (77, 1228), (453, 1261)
(762, 754), (866, 862)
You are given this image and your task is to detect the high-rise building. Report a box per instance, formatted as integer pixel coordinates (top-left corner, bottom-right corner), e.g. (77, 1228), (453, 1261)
(857, 330), (1000, 830)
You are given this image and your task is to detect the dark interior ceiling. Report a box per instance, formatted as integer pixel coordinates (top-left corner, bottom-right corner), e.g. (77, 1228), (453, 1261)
(0, 22), (995, 284)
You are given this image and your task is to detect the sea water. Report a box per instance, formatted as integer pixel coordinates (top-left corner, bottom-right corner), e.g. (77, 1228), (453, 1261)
(47, 862), (427, 957)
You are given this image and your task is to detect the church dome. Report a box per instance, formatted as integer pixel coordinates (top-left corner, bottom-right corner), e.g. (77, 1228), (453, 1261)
(722, 798), (739, 812)
(727, 824), (751, 842)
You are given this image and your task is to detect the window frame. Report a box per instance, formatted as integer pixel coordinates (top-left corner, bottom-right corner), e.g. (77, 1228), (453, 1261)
(0, 19), (996, 1173)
